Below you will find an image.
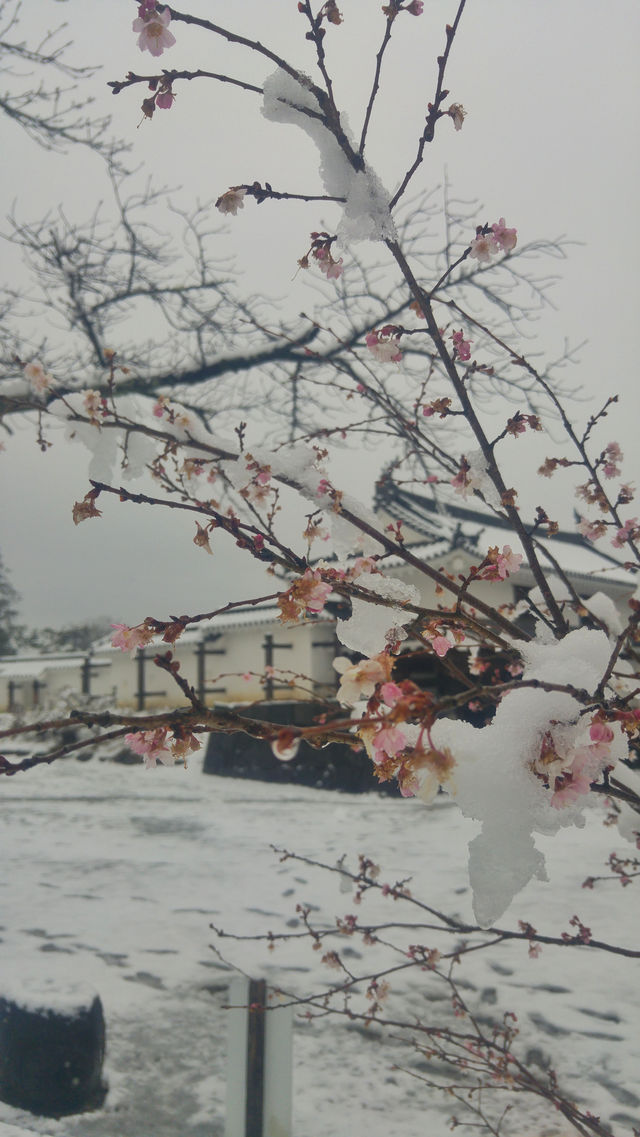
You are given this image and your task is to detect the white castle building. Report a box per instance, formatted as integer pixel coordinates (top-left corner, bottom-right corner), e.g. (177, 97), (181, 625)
(1, 485), (633, 715)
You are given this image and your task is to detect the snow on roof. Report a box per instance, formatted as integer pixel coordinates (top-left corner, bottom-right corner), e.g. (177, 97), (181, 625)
(0, 654), (85, 680)
(376, 482), (633, 592)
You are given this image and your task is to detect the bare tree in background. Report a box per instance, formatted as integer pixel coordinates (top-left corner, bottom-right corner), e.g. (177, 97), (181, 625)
(0, 4), (575, 460)
(1, 169), (574, 462)
(0, 0), (125, 161)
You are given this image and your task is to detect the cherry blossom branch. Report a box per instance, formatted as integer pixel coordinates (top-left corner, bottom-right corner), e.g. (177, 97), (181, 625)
(0, 701), (361, 776)
(153, 650), (205, 711)
(131, 593), (282, 640)
(269, 848), (640, 956)
(0, 727), (133, 775)
(212, 871), (631, 1134)
(358, 8), (395, 156)
(5, 328), (323, 412)
(389, 0), (468, 210)
(87, 479), (306, 574)
(227, 181), (346, 205)
(62, 402), (532, 642)
(108, 68), (263, 97)
(332, 499), (531, 641)
(442, 298), (638, 562)
(591, 775), (640, 813)
(47, 387), (538, 660)
(297, 1), (340, 113)
(157, 6), (307, 88)
(596, 609), (640, 699)
(0, 2), (127, 164)
(386, 239), (570, 634)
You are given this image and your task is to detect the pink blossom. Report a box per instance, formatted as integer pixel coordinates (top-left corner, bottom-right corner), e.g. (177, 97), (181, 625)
(242, 479), (271, 505)
(551, 750), (597, 808)
(450, 461), (473, 498)
(301, 570), (332, 612)
(215, 187), (247, 216)
(111, 622), (155, 655)
(152, 397), (167, 418)
(365, 328), (403, 364)
(602, 441), (623, 479)
(371, 726), (407, 764)
(324, 257), (343, 279)
(125, 728), (174, 769)
(406, 0), (424, 13)
(279, 568), (334, 621)
(83, 390), (107, 424)
(612, 517), (639, 548)
(334, 654), (390, 706)
(491, 217), (518, 253)
(133, 5), (176, 56)
(589, 719), (614, 743)
(350, 556), (379, 577)
(24, 360), (53, 393)
(469, 220), (517, 262)
(578, 517), (607, 542)
(430, 635), (453, 658)
(304, 576), (333, 613)
(313, 244), (343, 280)
(155, 86), (174, 110)
(380, 681), (403, 707)
(451, 329), (471, 361)
(495, 545), (523, 579)
(469, 233), (497, 264)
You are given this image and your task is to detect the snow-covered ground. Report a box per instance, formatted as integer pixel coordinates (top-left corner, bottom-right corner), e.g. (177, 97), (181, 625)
(0, 756), (638, 1136)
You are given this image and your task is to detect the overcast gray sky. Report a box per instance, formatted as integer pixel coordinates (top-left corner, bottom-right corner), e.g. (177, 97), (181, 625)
(1, 0), (638, 630)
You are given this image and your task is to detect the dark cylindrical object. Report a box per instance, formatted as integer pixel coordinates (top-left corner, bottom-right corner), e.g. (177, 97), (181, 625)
(0, 985), (107, 1117)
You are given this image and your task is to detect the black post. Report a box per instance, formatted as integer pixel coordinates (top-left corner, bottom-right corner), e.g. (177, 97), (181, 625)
(262, 634), (293, 700)
(81, 651), (102, 696)
(81, 654), (91, 696)
(136, 651), (144, 711)
(196, 635), (226, 704)
(135, 651), (166, 711)
(245, 978), (266, 1137)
